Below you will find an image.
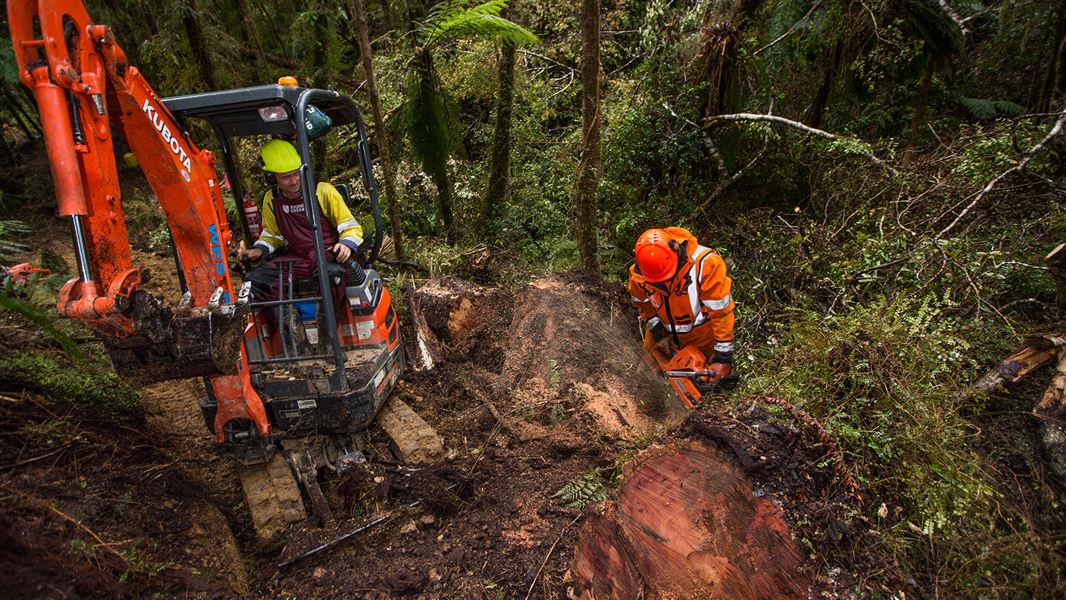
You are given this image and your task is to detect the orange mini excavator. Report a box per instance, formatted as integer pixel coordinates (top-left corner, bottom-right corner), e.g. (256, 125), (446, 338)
(9, 0), (424, 540)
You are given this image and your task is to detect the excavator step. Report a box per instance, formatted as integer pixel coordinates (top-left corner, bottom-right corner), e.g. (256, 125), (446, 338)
(375, 396), (444, 463)
(239, 452), (306, 543)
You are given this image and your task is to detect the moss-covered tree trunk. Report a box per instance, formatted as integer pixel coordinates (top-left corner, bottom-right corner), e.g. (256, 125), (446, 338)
(574, 0), (600, 271)
(181, 0), (218, 90)
(352, 0), (406, 259)
(235, 0), (268, 71)
(483, 40), (516, 238)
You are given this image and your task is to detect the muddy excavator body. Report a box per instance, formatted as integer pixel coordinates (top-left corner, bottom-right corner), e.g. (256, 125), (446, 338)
(161, 86), (405, 459)
(7, 0), (435, 542)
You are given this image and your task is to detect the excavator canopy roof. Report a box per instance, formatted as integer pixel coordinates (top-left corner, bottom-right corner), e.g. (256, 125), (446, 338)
(162, 84), (358, 139)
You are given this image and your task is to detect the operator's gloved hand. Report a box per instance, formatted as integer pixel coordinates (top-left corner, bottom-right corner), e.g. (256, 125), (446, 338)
(707, 349), (733, 383)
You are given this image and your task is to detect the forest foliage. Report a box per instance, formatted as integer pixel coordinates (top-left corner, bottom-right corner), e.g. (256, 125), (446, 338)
(1, 0), (1064, 596)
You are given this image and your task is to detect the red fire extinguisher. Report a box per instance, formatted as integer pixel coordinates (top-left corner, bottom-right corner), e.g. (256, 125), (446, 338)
(243, 193), (263, 239)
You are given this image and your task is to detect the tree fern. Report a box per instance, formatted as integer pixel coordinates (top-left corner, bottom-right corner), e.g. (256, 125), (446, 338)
(405, 64), (454, 183)
(903, 0), (963, 57)
(957, 96), (1025, 120)
(421, 0), (538, 49)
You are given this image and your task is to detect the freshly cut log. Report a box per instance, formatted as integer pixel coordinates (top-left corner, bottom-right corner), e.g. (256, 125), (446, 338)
(572, 441), (808, 599)
(376, 395), (444, 463)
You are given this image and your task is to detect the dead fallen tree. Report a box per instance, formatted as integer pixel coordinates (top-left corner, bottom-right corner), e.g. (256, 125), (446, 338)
(972, 334), (1064, 394)
(973, 333), (1066, 479)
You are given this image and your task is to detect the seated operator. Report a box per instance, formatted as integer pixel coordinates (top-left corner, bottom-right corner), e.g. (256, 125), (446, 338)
(237, 139), (363, 300)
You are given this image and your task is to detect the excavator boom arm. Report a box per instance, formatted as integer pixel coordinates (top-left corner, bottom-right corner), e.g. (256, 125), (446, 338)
(8, 0), (271, 447)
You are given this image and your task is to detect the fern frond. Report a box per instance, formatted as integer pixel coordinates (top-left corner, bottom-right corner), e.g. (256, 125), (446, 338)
(425, 1), (538, 48)
(553, 469), (607, 509)
(958, 96), (1025, 120)
(0, 220), (30, 262)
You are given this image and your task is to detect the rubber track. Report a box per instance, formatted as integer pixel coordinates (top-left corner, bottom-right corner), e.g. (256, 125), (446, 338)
(239, 452), (306, 542)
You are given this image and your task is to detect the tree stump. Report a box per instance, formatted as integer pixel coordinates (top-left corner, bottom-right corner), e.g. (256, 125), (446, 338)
(572, 441), (809, 599)
(411, 276), (513, 369)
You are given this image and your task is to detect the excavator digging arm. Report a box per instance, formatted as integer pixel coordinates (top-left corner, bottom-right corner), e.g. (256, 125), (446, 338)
(8, 0), (271, 450)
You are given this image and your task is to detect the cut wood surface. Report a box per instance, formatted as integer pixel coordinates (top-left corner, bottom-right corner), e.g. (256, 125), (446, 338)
(572, 441), (808, 599)
(375, 396), (444, 463)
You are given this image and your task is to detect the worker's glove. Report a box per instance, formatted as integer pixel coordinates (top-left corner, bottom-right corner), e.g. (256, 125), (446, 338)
(707, 350), (733, 384)
(645, 319), (668, 342)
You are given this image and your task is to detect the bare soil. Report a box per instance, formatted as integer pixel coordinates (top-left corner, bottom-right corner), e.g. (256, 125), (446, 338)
(1, 223), (856, 599)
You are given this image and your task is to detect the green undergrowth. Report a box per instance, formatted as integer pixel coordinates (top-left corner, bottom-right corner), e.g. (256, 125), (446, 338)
(0, 261), (141, 420)
(0, 351), (141, 419)
(739, 292), (1061, 595)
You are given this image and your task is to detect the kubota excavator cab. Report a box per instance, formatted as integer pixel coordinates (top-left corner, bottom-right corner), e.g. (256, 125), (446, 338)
(162, 84), (406, 537)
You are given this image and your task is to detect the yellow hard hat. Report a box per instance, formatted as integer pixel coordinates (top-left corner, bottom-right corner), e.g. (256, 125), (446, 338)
(261, 139), (301, 173)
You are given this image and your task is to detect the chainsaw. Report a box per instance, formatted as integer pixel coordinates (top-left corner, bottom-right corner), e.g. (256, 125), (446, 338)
(661, 345), (738, 409)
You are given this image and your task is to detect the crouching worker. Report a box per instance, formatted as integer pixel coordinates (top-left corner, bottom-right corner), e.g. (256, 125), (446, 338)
(237, 139), (363, 300)
(628, 227), (737, 407)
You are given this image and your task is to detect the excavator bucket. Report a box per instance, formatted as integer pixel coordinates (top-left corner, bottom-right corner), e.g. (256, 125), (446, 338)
(104, 284), (252, 384)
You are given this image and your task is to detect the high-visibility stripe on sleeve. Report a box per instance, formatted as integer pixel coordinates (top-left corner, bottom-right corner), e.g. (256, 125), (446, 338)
(702, 294), (732, 311)
(336, 219), (359, 232)
(646, 317), (661, 328)
(714, 341), (734, 353)
(631, 295), (650, 304)
(255, 231), (284, 253)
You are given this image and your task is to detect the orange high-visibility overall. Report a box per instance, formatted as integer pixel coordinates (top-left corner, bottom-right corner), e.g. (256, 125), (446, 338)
(628, 227), (735, 371)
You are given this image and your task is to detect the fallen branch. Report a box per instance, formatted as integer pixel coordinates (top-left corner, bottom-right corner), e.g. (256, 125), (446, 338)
(937, 0), (969, 36)
(935, 109), (1066, 240)
(0, 482), (130, 566)
(974, 346), (1058, 394)
(703, 112), (898, 176)
(754, 1), (822, 55)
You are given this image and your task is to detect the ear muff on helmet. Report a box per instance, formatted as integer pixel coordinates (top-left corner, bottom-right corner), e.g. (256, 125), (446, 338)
(635, 229), (680, 283)
(261, 139), (302, 174)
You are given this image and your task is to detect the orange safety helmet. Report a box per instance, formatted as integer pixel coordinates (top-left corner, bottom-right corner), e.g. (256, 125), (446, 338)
(634, 229), (679, 283)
